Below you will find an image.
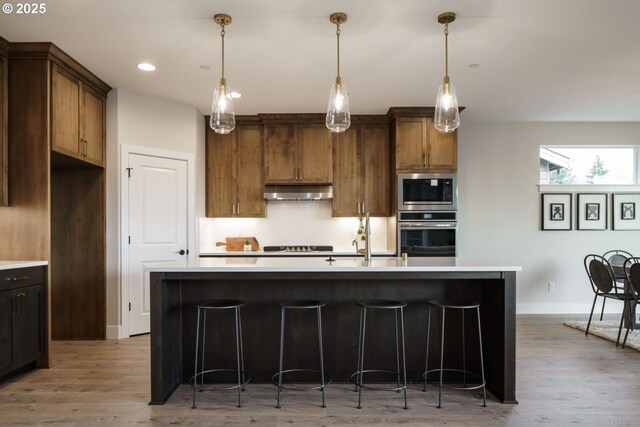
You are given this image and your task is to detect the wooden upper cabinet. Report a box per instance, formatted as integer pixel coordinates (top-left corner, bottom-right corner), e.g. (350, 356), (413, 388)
(332, 125), (389, 217)
(51, 64), (105, 167)
(0, 50), (7, 206)
(265, 125), (297, 183)
(297, 124), (332, 184)
(393, 115), (457, 172)
(265, 124), (332, 184)
(206, 123), (265, 218)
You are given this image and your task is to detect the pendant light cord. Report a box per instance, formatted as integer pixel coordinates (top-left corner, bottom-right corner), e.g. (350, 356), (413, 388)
(336, 23), (341, 79)
(444, 23), (449, 79)
(220, 24), (226, 79)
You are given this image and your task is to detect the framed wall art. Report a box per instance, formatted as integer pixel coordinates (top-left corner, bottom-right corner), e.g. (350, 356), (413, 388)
(612, 193), (640, 230)
(576, 193), (607, 230)
(541, 193), (572, 230)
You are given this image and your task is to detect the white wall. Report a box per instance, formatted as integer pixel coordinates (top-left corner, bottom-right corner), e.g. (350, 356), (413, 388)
(457, 122), (640, 313)
(199, 202), (389, 253)
(105, 88), (205, 338)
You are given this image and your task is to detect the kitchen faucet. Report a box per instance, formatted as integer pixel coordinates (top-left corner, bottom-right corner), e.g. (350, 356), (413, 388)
(363, 212), (371, 262)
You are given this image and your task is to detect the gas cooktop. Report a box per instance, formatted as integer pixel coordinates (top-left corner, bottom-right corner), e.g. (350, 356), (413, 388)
(263, 245), (334, 253)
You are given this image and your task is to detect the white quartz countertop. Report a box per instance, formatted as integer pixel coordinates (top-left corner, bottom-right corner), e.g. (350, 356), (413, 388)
(0, 261), (48, 271)
(146, 257), (521, 273)
(200, 251), (396, 257)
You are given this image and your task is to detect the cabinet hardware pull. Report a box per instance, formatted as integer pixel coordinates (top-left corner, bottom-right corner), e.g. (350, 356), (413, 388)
(7, 276), (29, 281)
(237, 203), (240, 215)
(21, 293), (26, 315)
(361, 202), (365, 213)
(232, 203), (235, 215)
(84, 139), (88, 157)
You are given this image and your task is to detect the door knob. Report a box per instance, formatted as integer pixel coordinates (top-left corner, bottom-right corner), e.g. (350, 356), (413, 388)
(176, 249), (186, 255)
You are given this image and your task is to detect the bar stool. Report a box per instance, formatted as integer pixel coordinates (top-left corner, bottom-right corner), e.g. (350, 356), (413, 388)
(423, 299), (487, 408)
(191, 299), (249, 409)
(272, 299), (329, 408)
(352, 299), (408, 410)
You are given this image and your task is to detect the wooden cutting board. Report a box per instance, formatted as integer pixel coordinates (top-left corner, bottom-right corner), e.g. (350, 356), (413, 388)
(215, 237), (259, 252)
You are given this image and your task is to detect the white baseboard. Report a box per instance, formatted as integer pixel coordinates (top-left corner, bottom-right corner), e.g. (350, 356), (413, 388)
(517, 301), (624, 314)
(106, 325), (124, 340)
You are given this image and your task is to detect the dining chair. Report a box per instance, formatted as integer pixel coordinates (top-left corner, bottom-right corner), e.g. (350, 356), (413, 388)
(598, 250), (633, 321)
(584, 254), (633, 344)
(621, 258), (640, 348)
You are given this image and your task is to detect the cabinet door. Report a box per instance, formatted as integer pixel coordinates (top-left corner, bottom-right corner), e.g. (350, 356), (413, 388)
(51, 64), (81, 158)
(332, 128), (360, 217)
(12, 285), (44, 368)
(427, 119), (457, 171)
(298, 125), (332, 183)
(236, 126), (265, 217)
(0, 290), (12, 376)
(0, 54), (7, 206)
(361, 126), (389, 216)
(265, 125), (297, 183)
(81, 84), (105, 166)
(395, 117), (427, 170)
(206, 128), (236, 217)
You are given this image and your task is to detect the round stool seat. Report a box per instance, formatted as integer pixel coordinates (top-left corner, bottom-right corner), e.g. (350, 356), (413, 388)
(197, 299), (245, 309)
(356, 299), (407, 309)
(277, 299), (326, 309)
(427, 298), (479, 309)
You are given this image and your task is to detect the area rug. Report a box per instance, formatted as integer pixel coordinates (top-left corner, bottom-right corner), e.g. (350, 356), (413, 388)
(564, 320), (640, 351)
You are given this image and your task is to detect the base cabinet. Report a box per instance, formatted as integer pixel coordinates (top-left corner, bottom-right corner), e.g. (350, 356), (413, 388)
(0, 266), (47, 382)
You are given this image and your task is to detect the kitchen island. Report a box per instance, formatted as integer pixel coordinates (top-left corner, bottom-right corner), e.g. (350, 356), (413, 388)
(148, 257), (520, 405)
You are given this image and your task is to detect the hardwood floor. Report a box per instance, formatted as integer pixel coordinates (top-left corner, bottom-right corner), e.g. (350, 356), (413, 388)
(1, 315), (640, 426)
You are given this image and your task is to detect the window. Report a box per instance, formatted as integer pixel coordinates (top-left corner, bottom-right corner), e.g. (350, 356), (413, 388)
(540, 146), (637, 185)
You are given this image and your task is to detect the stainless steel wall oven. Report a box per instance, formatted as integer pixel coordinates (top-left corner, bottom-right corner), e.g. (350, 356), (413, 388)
(397, 211), (457, 257)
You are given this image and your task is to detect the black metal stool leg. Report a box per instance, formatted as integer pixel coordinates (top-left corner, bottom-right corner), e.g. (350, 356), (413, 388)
(201, 310), (207, 391)
(276, 306), (285, 409)
(600, 297), (606, 321)
(395, 308), (401, 393)
(617, 299), (627, 346)
(234, 307), (242, 408)
(355, 305), (363, 392)
(317, 306), (327, 408)
(438, 306), (446, 409)
(238, 307), (246, 391)
(424, 304), (431, 392)
(476, 307), (487, 407)
(462, 308), (467, 388)
(400, 307), (408, 410)
(357, 307), (367, 409)
(192, 307), (201, 409)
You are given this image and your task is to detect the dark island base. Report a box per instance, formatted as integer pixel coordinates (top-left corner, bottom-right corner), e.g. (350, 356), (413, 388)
(150, 271), (516, 405)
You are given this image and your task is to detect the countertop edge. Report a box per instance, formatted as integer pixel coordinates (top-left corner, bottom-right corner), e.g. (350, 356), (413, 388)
(0, 261), (49, 270)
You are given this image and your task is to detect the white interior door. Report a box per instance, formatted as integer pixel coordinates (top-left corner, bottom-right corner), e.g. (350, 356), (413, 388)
(128, 153), (188, 336)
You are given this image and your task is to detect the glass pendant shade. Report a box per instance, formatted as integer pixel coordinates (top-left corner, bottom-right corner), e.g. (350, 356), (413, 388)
(326, 80), (351, 133)
(210, 79), (235, 134)
(434, 79), (460, 133)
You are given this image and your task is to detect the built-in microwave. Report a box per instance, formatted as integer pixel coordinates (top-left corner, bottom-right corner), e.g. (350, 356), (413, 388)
(397, 173), (457, 211)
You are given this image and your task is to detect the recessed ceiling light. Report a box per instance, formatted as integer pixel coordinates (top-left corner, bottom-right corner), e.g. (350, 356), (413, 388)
(230, 92), (242, 99)
(137, 63), (156, 71)
(200, 65), (210, 70)
(469, 63), (480, 68)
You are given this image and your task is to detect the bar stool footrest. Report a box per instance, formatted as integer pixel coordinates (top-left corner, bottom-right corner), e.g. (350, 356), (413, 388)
(423, 368), (485, 391)
(271, 369), (332, 391)
(190, 369), (251, 392)
(351, 369), (410, 391)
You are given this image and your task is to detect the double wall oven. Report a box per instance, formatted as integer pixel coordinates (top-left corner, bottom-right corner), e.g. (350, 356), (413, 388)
(397, 173), (457, 257)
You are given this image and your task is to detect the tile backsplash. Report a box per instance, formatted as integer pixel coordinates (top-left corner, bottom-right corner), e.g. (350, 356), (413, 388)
(199, 201), (389, 253)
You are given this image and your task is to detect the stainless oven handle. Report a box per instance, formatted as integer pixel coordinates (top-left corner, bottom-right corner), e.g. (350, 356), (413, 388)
(399, 222), (456, 229)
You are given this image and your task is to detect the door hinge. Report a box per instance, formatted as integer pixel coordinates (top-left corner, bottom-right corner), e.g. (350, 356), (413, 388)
(186, 249), (189, 255)
(128, 236), (131, 244)
(126, 167), (132, 178)
(129, 302), (131, 311)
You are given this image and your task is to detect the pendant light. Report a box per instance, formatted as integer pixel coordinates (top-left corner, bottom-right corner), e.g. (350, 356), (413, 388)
(210, 13), (236, 134)
(434, 12), (460, 133)
(326, 12), (351, 133)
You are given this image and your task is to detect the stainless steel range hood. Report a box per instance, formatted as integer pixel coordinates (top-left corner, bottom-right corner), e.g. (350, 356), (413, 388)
(264, 185), (333, 201)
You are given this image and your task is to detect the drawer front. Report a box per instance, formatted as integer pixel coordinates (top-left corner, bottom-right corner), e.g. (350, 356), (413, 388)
(0, 267), (45, 292)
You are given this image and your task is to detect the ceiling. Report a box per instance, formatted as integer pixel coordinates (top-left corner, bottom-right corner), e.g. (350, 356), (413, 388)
(1, 0), (639, 122)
